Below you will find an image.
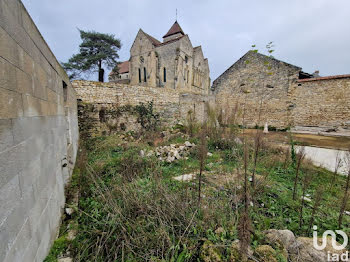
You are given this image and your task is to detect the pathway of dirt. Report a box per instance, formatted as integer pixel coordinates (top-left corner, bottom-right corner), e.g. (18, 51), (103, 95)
(243, 129), (350, 150)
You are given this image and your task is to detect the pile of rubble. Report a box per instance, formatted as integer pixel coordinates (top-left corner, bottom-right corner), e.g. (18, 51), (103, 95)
(140, 141), (196, 163)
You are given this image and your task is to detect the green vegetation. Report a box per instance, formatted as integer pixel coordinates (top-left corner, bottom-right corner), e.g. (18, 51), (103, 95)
(53, 125), (350, 261)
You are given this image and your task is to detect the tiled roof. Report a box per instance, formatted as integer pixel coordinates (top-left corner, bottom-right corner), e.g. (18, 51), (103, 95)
(297, 74), (350, 82)
(144, 32), (161, 46)
(109, 61), (129, 76)
(163, 21), (185, 38)
(158, 35), (185, 46)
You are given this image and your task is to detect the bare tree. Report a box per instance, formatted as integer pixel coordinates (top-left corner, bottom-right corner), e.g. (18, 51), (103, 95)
(330, 150), (343, 190)
(299, 171), (313, 229)
(237, 95), (252, 259)
(308, 186), (325, 235)
(198, 122), (207, 207)
(252, 130), (263, 189)
(292, 147), (306, 200)
(338, 149), (350, 228)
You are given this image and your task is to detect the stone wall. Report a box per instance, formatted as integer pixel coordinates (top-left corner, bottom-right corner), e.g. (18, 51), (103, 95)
(73, 80), (208, 136)
(291, 76), (350, 129)
(0, 1), (78, 261)
(212, 51), (350, 132)
(212, 51), (300, 129)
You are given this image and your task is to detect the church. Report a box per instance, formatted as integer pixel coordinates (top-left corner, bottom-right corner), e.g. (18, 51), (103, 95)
(109, 21), (210, 94)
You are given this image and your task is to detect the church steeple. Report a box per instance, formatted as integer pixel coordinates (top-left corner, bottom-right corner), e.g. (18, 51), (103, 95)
(163, 21), (185, 42)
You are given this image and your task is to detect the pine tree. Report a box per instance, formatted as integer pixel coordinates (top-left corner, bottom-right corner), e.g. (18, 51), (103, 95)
(63, 29), (121, 82)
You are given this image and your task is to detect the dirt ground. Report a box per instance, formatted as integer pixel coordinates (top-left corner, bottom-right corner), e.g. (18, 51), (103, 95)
(242, 129), (350, 150)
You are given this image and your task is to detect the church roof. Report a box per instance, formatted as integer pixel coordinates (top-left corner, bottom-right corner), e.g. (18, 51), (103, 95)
(163, 21), (185, 38)
(144, 32), (162, 46)
(118, 61), (130, 74)
(109, 61), (129, 76)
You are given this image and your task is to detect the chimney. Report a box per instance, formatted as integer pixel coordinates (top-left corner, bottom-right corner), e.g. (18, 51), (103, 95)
(313, 70), (320, 78)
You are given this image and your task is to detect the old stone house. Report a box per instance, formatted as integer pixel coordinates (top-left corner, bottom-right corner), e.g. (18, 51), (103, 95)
(212, 51), (350, 132)
(110, 21), (210, 94)
(108, 61), (130, 84)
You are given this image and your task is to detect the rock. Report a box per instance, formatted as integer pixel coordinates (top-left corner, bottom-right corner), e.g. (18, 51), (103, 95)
(289, 236), (347, 262)
(264, 229), (296, 251)
(230, 240), (253, 261)
(200, 240), (222, 262)
(345, 211), (350, 216)
(58, 258), (73, 262)
(140, 150), (145, 157)
(207, 152), (213, 157)
(215, 227), (225, 234)
(173, 173), (196, 181)
(65, 208), (74, 216)
(166, 156), (175, 163)
(67, 230), (77, 241)
(184, 141), (193, 147)
(254, 245), (277, 262)
(146, 150), (154, 157)
(302, 196), (312, 202)
(174, 151), (181, 159)
(234, 137), (243, 145)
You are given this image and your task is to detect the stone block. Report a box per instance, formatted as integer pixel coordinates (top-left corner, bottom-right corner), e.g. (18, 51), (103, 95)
(0, 14), (19, 67)
(16, 67), (33, 95)
(0, 88), (23, 119)
(0, 56), (18, 92)
(17, 47), (34, 77)
(21, 94), (44, 117)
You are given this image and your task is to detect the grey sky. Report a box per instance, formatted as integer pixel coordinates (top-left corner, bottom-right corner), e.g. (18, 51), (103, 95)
(22, 0), (350, 81)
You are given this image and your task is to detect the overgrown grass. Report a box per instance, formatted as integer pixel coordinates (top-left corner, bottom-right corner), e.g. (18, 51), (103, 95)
(64, 131), (350, 261)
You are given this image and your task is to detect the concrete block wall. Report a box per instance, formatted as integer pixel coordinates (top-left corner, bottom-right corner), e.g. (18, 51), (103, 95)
(0, 0), (79, 261)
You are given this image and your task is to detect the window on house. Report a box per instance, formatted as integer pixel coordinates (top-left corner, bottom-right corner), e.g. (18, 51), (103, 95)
(185, 56), (188, 63)
(62, 81), (67, 102)
(138, 68), (141, 83)
(144, 67), (147, 82)
(163, 67), (166, 82)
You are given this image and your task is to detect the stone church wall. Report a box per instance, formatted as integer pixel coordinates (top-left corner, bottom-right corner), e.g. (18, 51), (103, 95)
(0, 1), (79, 261)
(73, 80), (208, 137)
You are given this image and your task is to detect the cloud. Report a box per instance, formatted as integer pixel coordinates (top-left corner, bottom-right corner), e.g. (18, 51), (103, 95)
(22, 0), (350, 80)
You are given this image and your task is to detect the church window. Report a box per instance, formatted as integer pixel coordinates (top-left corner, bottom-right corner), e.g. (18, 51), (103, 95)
(144, 67), (147, 82)
(138, 68), (141, 83)
(163, 67), (166, 82)
(185, 56), (188, 63)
